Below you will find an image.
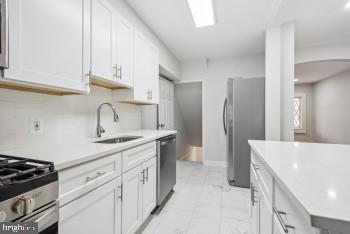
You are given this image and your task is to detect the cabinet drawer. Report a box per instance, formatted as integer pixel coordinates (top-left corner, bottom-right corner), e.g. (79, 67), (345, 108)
(274, 182), (317, 234)
(122, 141), (156, 172)
(59, 153), (122, 206)
(251, 150), (273, 203)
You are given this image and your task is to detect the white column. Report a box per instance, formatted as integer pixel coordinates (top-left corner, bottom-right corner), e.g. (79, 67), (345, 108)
(265, 22), (295, 141)
(280, 22), (295, 141)
(265, 26), (281, 140)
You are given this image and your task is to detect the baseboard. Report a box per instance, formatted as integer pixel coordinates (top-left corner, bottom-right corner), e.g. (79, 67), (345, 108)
(180, 149), (193, 160)
(203, 160), (227, 167)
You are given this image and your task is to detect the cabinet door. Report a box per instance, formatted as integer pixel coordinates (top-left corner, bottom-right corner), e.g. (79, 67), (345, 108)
(259, 191), (273, 234)
(142, 157), (157, 220)
(148, 44), (159, 104)
(59, 177), (122, 234)
(166, 81), (174, 129)
(133, 31), (149, 102)
(91, 0), (115, 81)
(158, 78), (167, 129)
(122, 164), (143, 234)
(250, 167), (260, 234)
(4, 0), (90, 93)
(115, 15), (133, 87)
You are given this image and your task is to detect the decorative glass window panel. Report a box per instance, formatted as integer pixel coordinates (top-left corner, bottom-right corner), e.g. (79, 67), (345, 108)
(294, 97), (301, 129)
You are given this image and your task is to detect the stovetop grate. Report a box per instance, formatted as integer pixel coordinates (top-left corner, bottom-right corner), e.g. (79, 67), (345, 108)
(0, 155), (54, 185)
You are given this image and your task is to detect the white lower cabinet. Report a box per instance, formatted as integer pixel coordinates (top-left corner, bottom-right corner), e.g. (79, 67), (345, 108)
(142, 157), (157, 219)
(59, 177), (122, 234)
(259, 191), (273, 234)
(122, 157), (157, 234)
(58, 141), (158, 234)
(273, 216), (286, 234)
(250, 166), (260, 234)
(250, 154), (321, 234)
(122, 164), (143, 234)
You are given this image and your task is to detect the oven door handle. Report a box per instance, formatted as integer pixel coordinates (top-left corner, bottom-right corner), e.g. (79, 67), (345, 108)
(24, 204), (59, 233)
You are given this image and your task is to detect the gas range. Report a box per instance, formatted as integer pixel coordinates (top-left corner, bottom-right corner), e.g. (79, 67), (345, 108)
(0, 155), (58, 233)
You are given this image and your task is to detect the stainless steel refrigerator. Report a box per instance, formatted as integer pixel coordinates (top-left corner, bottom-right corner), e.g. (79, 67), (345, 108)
(223, 78), (265, 188)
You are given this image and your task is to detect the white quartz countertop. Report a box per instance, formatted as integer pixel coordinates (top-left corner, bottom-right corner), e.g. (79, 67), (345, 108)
(1, 130), (176, 171)
(249, 140), (350, 232)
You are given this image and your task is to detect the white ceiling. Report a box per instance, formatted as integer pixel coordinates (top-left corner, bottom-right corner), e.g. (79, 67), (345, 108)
(272, 0), (350, 49)
(126, 0), (350, 60)
(295, 61), (350, 84)
(126, 0), (281, 60)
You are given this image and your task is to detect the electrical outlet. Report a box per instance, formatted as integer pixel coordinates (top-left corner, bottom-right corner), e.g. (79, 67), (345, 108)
(30, 118), (44, 135)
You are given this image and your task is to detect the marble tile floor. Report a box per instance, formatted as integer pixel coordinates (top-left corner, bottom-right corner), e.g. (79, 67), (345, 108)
(139, 160), (252, 234)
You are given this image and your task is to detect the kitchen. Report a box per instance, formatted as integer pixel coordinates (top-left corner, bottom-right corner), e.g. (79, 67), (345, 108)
(0, 0), (350, 234)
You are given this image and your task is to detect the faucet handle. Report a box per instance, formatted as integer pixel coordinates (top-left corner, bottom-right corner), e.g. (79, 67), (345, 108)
(100, 126), (106, 134)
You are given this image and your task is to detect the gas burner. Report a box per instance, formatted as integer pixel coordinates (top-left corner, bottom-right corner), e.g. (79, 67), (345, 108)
(0, 155), (54, 185)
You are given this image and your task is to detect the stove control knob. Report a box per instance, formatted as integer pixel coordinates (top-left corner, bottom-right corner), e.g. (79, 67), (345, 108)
(0, 210), (7, 222)
(13, 196), (35, 215)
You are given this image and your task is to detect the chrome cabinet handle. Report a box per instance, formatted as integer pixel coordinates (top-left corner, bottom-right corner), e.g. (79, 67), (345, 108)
(86, 172), (106, 183)
(117, 66), (122, 80)
(118, 184), (123, 202)
(145, 167), (149, 182)
(273, 206), (295, 233)
(252, 163), (260, 170)
(141, 170), (145, 184)
(113, 64), (118, 79)
(113, 64), (122, 80)
(251, 183), (258, 206)
(85, 70), (91, 86)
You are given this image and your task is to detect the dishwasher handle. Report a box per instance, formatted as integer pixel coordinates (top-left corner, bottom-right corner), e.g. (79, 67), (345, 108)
(160, 138), (176, 146)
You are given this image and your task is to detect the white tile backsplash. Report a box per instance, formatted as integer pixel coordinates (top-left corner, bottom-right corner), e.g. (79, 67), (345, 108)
(0, 86), (142, 151)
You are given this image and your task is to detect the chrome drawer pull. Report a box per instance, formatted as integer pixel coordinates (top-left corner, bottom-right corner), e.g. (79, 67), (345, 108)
(273, 206), (295, 233)
(86, 172), (106, 183)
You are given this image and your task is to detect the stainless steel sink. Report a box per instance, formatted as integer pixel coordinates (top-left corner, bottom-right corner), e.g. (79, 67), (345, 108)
(94, 136), (142, 144)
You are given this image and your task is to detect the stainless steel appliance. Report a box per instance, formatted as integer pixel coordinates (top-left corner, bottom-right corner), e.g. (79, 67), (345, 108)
(0, 155), (59, 233)
(155, 135), (176, 208)
(0, 0), (9, 68)
(223, 78), (265, 188)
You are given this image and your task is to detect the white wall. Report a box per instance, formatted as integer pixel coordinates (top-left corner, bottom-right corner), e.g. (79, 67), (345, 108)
(312, 70), (350, 144)
(107, 0), (180, 78)
(180, 55), (265, 163)
(0, 86), (141, 151)
(294, 84), (314, 142)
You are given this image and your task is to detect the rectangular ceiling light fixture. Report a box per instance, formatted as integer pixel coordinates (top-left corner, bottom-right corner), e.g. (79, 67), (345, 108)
(187, 0), (215, 28)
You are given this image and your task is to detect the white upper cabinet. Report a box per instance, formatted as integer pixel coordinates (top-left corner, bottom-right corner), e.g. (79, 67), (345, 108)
(115, 14), (134, 87)
(113, 30), (159, 105)
(91, 1), (133, 89)
(91, 0), (115, 82)
(2, 0), (91, 94)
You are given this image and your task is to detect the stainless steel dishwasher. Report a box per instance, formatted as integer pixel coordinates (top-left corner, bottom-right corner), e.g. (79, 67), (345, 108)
(156, 134), (176, 208)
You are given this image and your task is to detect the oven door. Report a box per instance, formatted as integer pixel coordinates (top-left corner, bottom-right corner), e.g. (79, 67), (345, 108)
(18, 201), (59, 234)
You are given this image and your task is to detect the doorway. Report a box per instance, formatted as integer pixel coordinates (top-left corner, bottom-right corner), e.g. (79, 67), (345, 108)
(174, 81), (203, 162)
(294, 59), (350, 144)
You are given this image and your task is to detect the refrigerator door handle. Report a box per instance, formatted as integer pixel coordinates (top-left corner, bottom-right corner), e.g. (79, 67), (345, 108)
(223, 98), (227, 135)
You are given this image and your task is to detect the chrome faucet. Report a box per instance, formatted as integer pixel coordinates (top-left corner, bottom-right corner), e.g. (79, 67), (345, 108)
(96, 103), (119, 137)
